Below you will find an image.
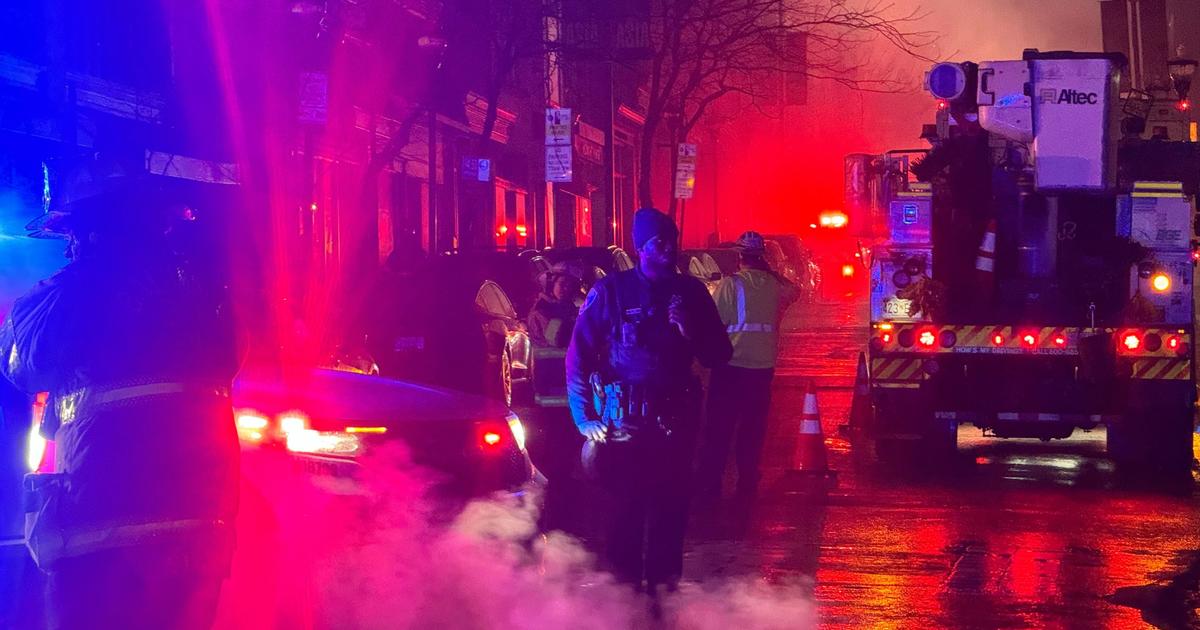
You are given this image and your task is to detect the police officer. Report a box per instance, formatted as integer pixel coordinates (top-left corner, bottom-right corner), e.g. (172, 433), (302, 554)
(566, 208), (732, 594)
(0, 153), (241, 629)
(698, 231), (798, 500)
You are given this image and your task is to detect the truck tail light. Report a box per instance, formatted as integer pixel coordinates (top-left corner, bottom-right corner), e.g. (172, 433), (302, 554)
(1053, 335), (1067, 347)
(1168, 336), (1183, 352)
(1121, 332), (1142, 352)
(917, 329), (937, 348)
(1143, 333), (1163, 352)
(1021, 332), (1038, 349)
(991, 333), (1005, 347)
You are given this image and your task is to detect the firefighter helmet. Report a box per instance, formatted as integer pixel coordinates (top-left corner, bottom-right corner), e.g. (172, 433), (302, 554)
(735, 230), (766, 255)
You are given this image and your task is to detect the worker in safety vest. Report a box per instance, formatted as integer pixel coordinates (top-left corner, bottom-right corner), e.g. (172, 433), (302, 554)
(698, 231), (798, 499)
(0, 153), (240, 630)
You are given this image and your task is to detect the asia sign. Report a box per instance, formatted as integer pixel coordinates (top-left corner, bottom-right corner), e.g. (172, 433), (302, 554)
(673, 143), (697, 199)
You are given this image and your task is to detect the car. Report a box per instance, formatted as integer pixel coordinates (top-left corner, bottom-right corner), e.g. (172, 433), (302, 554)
(231, 366), (536, 497)
(540, 246), (636, 290)
(765, 234), (822, 301)
(704, 248), (741, 277)
(679, 250), (723, 295)
(365, 261), (532, 408)
(764, 239), (802, 287)
(436, 250), (548, 319)
(19, 367), (535, 502)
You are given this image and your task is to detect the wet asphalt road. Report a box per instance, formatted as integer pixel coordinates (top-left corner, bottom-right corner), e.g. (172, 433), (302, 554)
(682, 296), (1200, 629)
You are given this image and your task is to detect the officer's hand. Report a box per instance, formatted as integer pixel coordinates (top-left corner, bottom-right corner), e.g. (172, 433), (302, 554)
(578, 420), (608, 443)
(668, 295), (691, 339)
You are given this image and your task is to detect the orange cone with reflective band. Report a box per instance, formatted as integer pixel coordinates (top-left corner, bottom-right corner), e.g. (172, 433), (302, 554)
(792, 384), (830, 474)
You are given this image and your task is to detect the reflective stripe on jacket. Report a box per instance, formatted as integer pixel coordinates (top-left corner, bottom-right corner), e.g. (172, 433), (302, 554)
(714, 269), (793, 369)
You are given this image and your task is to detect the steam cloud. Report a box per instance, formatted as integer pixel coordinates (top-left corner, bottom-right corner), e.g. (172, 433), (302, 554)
(219, 445), (817, 629)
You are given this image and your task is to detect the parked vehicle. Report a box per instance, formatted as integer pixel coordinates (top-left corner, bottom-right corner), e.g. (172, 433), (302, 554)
(540, 246), (636, 290)
(679, 249), (723, 295)
(366, 261), (531, 407)
(765, 233), (823, 300)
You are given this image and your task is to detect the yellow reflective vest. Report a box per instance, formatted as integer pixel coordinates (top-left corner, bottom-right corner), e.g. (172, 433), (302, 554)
(713, 269), (796, 369)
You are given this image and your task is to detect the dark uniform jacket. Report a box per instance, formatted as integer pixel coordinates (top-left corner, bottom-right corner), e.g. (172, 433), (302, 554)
(0, 241), (240, 566)
(566, 269), (731, 432)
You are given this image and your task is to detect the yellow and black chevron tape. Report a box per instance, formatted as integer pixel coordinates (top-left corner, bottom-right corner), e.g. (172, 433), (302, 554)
(1131, 359), (1192, 380)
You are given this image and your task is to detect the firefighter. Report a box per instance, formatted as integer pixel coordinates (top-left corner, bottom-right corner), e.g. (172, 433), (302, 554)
(0, 153), (241, 630)
(698, 231), (798, 500)
(566, 208), (732, 594)
(527, 262), (583, 348)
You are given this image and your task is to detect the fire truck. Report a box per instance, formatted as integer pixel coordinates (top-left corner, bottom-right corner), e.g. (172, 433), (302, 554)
(862, 50), (1200, 474)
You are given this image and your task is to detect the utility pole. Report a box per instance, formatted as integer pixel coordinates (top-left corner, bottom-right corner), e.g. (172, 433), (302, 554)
(602, 60), (617, 246)
(427, 108), (438, 254)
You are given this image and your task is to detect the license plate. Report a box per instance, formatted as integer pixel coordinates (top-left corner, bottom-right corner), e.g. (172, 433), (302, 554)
(393, 336), (426, 352)
(884, 298), (912, 317)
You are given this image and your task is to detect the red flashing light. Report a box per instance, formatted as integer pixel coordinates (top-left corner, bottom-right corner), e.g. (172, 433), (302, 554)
(1122, 333), (1141, 351)
(991, 333), (1005, 347)
(1179, 100), (1192, 112)
(483, 431), (502, 446)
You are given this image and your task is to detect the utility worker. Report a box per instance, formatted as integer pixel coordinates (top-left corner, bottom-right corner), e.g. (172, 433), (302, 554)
(527, 262), (583, 349)
(0, 153), (241, 629)
(698, 231), (798, 500)
(566, 208), (732, 594)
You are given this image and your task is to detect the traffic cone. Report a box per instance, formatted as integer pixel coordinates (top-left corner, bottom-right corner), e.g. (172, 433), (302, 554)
(840, 352), (873, 440)
(788, 384), (836, 491)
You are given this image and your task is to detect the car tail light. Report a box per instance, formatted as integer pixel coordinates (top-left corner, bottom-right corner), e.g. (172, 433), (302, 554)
(279, 413), (308, 435)
(483, 432), (502, 446)
(841, 265), (855, 277)
(1121, 332), (1141, 352)
(1144, 333), (1163, 352)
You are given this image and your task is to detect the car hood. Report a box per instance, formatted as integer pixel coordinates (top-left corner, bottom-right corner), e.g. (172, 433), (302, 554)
(233, 366), (511, 426)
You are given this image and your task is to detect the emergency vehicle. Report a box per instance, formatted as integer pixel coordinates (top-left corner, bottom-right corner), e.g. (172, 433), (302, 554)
(862, 51), (1200, 473)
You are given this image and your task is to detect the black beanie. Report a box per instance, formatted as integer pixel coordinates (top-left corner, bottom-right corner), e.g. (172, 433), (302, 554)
(632, 208), (678, 251)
